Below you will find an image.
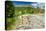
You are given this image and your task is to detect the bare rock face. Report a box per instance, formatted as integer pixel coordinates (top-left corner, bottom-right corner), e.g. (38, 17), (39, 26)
(15, 15), (44, 29)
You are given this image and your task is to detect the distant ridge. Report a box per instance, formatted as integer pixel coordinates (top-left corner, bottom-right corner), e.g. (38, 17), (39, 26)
(15, 5), (32, 7)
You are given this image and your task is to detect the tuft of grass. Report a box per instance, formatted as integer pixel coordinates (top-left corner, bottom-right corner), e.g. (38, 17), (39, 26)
(6, 17), (16, 30)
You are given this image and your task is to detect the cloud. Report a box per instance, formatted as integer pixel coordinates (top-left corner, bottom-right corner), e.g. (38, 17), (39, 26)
(31, 3), (37, 8)
(31, 3), (45, 9)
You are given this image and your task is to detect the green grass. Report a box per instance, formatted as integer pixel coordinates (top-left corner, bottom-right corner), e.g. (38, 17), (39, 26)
(6, 17), (16, 30)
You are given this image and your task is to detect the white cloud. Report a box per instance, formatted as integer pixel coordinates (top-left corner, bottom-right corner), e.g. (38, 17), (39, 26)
(31, 3), (37, 8)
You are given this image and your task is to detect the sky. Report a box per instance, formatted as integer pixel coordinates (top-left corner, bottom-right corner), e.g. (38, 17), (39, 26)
(12, 1), (37, 7)
(12, 1), (45, 9)
(12, 1), (37, 5)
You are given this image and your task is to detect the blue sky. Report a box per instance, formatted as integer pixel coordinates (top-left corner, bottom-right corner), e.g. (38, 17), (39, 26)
(12, 1), (37, 7)
(12, 1), (45, 9)
(12, 1), (37, 5)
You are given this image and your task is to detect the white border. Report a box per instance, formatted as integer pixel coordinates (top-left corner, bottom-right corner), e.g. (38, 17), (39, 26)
(0, 0), (5, 30)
